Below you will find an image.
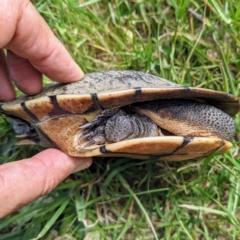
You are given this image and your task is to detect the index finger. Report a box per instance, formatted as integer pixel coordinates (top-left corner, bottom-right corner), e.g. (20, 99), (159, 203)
(1, 0), (84, 83)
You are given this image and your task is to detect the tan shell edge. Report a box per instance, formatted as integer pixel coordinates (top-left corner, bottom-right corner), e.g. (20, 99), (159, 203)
(68, 136), (232, 161)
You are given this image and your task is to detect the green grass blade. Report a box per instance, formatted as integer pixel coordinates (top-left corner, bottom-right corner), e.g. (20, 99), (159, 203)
(34, 197), (70, 239)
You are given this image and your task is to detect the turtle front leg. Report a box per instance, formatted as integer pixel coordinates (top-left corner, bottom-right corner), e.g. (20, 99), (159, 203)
(80, 108), (159, 146)
(81, 125), (106, 147)
(80, 109), (121, 146)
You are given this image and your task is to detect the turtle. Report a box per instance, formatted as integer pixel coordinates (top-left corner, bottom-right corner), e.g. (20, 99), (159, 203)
(0, 70), (239, 161)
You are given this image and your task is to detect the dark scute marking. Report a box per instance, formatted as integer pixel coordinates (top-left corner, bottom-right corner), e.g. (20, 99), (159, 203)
(100, 145), (112, 154)
(134, 87), (142, 98)
(85, 93), (104, 113)
(100, 137), (194, 157)
(157, 137), (194, 158)
(49, 95), (72, 117)
(37, 127), (59, 148)
(173, 137), (194, 154)
(92, 93), (104, 110)
(21, 102), (39, 122)
(184, 86), (190, 92)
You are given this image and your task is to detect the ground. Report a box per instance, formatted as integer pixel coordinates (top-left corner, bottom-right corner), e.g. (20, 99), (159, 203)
(0, 0), (240, 239)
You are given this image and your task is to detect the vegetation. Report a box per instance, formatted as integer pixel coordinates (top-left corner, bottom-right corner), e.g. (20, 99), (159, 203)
(0, 0), (239, 239)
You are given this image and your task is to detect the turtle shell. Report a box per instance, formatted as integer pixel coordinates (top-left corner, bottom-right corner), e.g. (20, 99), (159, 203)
(0, 71), (239, 161)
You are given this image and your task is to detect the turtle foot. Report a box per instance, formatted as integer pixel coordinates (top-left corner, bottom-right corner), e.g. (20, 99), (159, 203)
(80, 108), (159, 146)
(80, 109), (121, 146)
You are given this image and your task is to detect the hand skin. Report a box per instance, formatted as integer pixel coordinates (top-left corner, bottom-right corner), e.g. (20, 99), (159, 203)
(0, 150), (92, 218)
(0, 0), (92, 218)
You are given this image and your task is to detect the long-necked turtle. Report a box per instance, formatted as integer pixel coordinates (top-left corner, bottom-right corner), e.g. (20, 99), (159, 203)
(0, 71), (239, 161)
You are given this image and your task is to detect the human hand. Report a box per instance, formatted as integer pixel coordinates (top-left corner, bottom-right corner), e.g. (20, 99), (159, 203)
(0, 0), (92, 218)
(0, 0), (84, 101)
(0, 149), (92, 218)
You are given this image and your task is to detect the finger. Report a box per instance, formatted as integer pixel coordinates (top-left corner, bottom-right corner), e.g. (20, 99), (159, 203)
(0, 49), (15, 101)
(7, 50), (42, 95)
(0, 149), (92, 218)
(2, 0), (84, 83)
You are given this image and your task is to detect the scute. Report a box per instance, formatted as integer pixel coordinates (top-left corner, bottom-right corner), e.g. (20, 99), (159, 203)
(0, 71), (180, 105)
(1, 71), (239, 117)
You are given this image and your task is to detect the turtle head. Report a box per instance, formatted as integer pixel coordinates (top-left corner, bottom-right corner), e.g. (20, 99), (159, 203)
(9, 118), (40, 145)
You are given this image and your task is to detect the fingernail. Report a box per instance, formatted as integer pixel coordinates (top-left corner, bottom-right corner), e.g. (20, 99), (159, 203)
(78, 67), (84, 79)
(73, 158), (92, 173)
(73, 63), (84, 81)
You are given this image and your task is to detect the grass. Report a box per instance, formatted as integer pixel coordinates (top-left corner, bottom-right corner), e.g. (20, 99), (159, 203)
(0, 0), (240, 239)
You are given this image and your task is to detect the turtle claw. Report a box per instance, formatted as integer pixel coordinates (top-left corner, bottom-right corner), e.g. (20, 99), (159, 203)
(82, 140), (94, 148)
(79, 121), (95, 129)
(80, 132), (94, 141)
(82, 135), (106, 148)
(81, 121), (107, 146)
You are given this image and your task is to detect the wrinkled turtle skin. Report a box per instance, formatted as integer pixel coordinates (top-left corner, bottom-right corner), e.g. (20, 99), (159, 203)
(0, 71), (239, 161)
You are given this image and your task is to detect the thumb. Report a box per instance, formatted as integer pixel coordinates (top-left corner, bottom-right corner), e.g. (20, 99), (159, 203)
(0, 149), (92, 218)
